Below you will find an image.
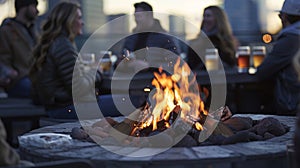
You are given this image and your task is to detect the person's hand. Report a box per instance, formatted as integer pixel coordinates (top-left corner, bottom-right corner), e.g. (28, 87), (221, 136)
(6, 69), (18, 79)
(221, 106), (232, 121)
(0, 66), (17, 86)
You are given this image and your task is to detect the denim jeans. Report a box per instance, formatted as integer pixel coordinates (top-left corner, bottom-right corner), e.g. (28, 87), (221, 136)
(47, 94), (146, 119)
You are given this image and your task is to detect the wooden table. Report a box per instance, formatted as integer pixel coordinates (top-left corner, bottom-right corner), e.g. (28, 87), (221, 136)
(19, 114), (295, 168)
(100, 69), (263, 114)
(100, 69), (258, 92)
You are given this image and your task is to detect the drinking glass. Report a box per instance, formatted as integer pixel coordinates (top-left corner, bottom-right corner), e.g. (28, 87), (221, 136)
(236, 46), (250, 73)
(79, 53), (95, 71)
(80, 53), (95, 65)
(252, 46), (266, 68)
(205, 48), (219, 71)
(99, 51), (112, 74)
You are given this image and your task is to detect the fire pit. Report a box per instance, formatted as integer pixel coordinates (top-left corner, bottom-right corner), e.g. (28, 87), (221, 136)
(19, 59), (295, 167)
(19, 114), (295, 168)
(70, 59), (289, 149)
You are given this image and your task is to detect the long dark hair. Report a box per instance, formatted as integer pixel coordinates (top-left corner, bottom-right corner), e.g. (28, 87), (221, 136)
(200, 6), (236, 66)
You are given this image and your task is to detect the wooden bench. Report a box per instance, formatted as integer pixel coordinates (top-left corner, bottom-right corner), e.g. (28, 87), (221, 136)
(0, 98), (46, 147)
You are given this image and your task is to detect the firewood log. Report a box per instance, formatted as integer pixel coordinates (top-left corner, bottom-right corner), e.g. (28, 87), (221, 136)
(92, 117), (118, 128)
(83, 126), (109, 138)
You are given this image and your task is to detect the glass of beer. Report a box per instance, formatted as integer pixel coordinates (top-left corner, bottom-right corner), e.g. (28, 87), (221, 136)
(99, 51), (112, 74)
(79, 53), (95, 71)
(236, 46), (250, 73)
(205, 48), (219, 71)
(252, 46), (266, 68)
(80, 53), (95, 65)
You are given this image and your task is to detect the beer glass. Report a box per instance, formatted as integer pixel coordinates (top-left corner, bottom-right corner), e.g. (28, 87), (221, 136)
(80, 53), (95, 65)
(79, 53), (95, 71)
(99, 51), (112, 74)
(252, 46), (266, 68)
(205, 48), (219, 71)
(236, 46), (250, 73)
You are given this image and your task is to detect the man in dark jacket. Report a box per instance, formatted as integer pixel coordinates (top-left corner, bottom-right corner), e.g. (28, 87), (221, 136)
(116, 1), (181, 73)
(256, 0), (300, 115)
(0, 0), (39, 98)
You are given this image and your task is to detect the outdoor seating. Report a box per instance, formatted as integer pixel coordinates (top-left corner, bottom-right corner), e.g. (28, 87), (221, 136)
(0, 98), (46, 146)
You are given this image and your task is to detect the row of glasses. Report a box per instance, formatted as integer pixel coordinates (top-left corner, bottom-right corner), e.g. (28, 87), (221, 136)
(79, 51), (117, 75)
(203, 46), (266, 73)
(236, 46), (266, 73)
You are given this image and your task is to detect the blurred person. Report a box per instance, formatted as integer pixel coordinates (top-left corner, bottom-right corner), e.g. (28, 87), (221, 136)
(186, 6), (239, 113)
(30, 2), (125, 119)
(0, 0), (39, 98)
(112, 1), (182, 109)
(256, 0), (300, 115)
(0, 119), (20, 167)
(187, 5), (238, 70)
(116, 1), (181, 72)
(0, 117), (35, 167)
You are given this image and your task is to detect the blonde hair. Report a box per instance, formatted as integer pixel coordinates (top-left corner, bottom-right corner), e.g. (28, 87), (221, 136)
(31, 2), (80, 73)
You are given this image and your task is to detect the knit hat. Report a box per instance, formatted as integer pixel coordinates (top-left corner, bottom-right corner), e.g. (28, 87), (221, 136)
(280, 0), (300, 16)
(15, 0), (38, 13)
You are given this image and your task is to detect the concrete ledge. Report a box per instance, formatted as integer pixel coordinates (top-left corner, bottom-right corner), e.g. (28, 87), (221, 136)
(19, 114), (295, 168)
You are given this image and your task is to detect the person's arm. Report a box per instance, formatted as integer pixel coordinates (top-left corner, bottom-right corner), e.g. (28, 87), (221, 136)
(0, 27), (15, 71)
(51, 38), (101, 98)
(0, 119), (20, 166)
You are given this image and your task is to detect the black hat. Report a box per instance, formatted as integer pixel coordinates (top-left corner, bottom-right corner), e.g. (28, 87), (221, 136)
(280, 0), (300, 16)
(134, 1), (153, 12)
(15, 0), (38, 13)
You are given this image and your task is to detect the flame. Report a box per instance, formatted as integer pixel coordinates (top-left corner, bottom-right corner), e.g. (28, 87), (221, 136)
(139, 58), (207, 131)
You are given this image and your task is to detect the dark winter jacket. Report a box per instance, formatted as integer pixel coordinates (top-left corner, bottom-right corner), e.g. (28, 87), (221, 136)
(122, 19), (180, 64)
(32, 34), (102, 110)
(257, 21), (300, 114)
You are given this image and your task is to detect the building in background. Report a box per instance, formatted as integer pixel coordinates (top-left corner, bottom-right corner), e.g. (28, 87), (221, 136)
(224, 0), (284, 45)
(0, 0), (284, 50)
(224, 0), (261, 45)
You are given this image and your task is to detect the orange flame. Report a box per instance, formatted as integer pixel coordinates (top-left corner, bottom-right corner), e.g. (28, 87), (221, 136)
(139, 58), (207, 131)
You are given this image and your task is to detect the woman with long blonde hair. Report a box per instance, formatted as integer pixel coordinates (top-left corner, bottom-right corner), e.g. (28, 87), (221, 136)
(30, 2), (121, 119)
(31, 2), (82, 72)
(31, 1), (155, 119)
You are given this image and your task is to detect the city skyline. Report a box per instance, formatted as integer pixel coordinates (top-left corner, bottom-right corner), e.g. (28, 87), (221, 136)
(0, 0), (284, 39)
